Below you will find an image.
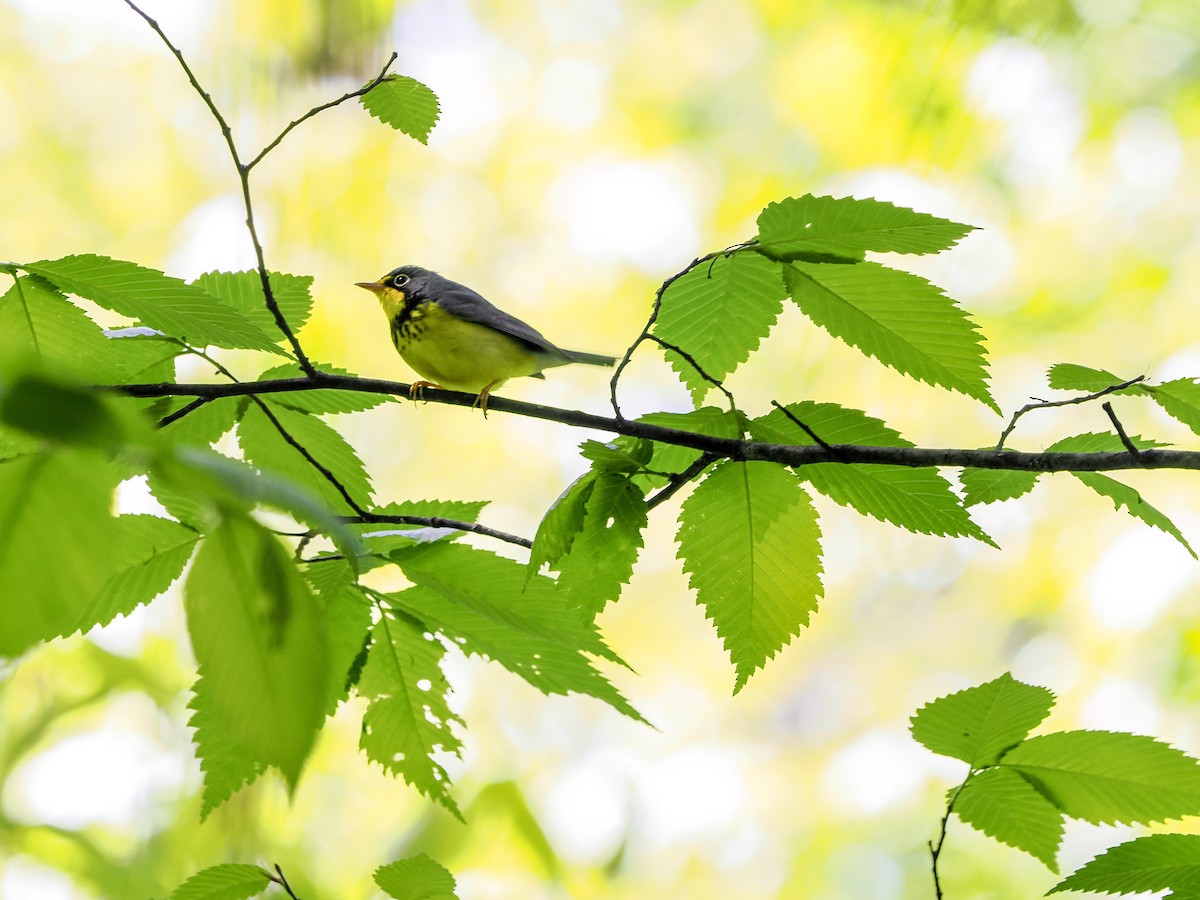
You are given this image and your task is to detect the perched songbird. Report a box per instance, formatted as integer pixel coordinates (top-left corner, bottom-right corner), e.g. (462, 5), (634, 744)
(356, 265), (617, 414)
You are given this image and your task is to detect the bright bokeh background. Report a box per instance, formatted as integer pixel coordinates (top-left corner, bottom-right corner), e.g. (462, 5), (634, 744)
(2, 0), (1200, 897)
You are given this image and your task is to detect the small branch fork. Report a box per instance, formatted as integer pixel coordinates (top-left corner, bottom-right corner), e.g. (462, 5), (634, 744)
(267, 864), (301, 900)
(120, 0), (396, 378)
(928, 778), (969, 899)
(994, 376), (1146, 451)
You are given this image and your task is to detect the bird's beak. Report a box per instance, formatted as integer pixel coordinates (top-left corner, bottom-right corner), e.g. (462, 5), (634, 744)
(355, 280), (385, 294)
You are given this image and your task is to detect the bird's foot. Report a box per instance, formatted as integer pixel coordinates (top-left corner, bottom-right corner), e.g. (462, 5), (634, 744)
(473, 381), (503, 418)
(408, 380), (442, 403)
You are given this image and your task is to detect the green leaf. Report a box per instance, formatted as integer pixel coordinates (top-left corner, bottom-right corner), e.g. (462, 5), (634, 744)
(954, 767), (1064, 871)
(529, 473), (599, 574)
(960, 463), (1039, 507)
(71, 515), (199, 634)
(756, 194), (974, 259)
(653, 252), (786, 403)
(184, 515), (329, 791)
(634, 407), (743, 490)
(0, 369), (150, 450)
(910, 672), (1055, 767)
(168, 863), (271, 900)
(188, 677), (268, 819)
(1072, 471), (1195, 558)
(578, 438), (653, 474)
(360, 75), (441, 143)
(677, 461), (822, 693)
(155, 396), (242, 447)
(1001, 731), (1200, 825)
(372, 499), (490, 524)
(257, 361), (396, 413)
(1046, 363), (1131, 393)
(101, 328), (183, 383)
(1048, 833), (1200, 898)
(191, 270), (314, 340)
(1046, 435), (1193, 557)
(0, 276), (115, 379)
(237, 401), (373, 512)
(321, 581), (374, 712)
(784, 260), (997, 411)
(390, 543), (643, 720)
(751, 401), (994, 544)
(24, 255), (285, 354)
(359, 611), (465, 819)
(0, 451), (121, 657)
(161, 447), (361, 563)
(374, 853), (458, 900)
(1150, 378), (1200, 435)
(553, 473), (648, 620)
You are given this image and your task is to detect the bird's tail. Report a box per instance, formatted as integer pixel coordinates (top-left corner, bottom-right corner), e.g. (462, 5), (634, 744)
(563, 349), (618, 367)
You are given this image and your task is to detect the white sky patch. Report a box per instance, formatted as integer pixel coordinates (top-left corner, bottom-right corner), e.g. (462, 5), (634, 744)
(1080, 677), (1162, 735)
(541, 753), (630, 863)
(1113, 106), (1183, 201)
(0, 859), (91, 900)
(1086, 526), (1195, 631)
(537, 0), (624, 45)
(549, 157), (703, 272)
(537, 57), (609, 132)
(633, 745), (748, 848)
(967, 40), (1084, 186)
(391, 0), (508, 151)
(820, 729), (930, 815)
(168, 194), (258, 280)
(5, 728), (188, 830)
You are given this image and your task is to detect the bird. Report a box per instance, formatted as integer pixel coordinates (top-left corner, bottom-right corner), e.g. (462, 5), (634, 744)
(355, 265), (617, 415)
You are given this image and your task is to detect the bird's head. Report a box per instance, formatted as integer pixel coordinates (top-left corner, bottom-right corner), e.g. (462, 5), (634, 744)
(355, 265), (437, 318)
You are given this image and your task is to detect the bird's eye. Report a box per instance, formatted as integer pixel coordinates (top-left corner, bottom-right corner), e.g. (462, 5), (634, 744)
(392, 273), (410, 287)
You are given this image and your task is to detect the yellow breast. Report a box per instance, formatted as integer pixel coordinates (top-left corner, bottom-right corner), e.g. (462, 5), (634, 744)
(390, 301), (544, 393)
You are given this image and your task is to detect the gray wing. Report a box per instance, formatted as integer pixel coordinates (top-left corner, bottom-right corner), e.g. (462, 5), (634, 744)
(435, 286), (570, 361)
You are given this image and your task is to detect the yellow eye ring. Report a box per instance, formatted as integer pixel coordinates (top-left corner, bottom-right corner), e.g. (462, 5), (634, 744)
(392, 273), (410, 287)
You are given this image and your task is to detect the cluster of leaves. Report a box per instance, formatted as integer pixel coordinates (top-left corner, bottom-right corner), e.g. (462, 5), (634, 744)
(164, 853), (456, 900)
(913, 673), (1200, 897)
(4, 11), (1200, 896)
(1, 192), (1192, 830)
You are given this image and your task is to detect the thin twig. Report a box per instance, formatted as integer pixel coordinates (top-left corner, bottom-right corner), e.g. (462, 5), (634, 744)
(108, 373), (1200, 474)
(609, 252), (722, 420)
(342, 515), (532, 549)
(770, 400), (839, 456)
(646, 334), (738, 412)
(929, 779), (969, 900)
(268, 864), (302, 900)
(156, 396), (210, 429)
(995, 375), (1146, 451)
(245, 53), (398, 171)
(1103, 401), (1142, 458)
(646, 453), (718, 510)
(121, 0), (317, 375)
(248, 395), (369, 516)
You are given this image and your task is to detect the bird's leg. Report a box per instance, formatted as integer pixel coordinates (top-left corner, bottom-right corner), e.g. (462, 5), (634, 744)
(408, 380), (442, 403)
(473, 380), (503, 418)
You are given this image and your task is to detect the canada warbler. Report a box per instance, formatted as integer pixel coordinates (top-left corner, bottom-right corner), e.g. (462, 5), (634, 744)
(356, 265), (616, 414)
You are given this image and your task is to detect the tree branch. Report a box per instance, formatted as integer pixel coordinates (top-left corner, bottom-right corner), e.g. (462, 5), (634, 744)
(341, 515), (532, 549)
(995, 375), (1146, 450)
(108, 374), (1200, 473)
(244, 52), (399, 172)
